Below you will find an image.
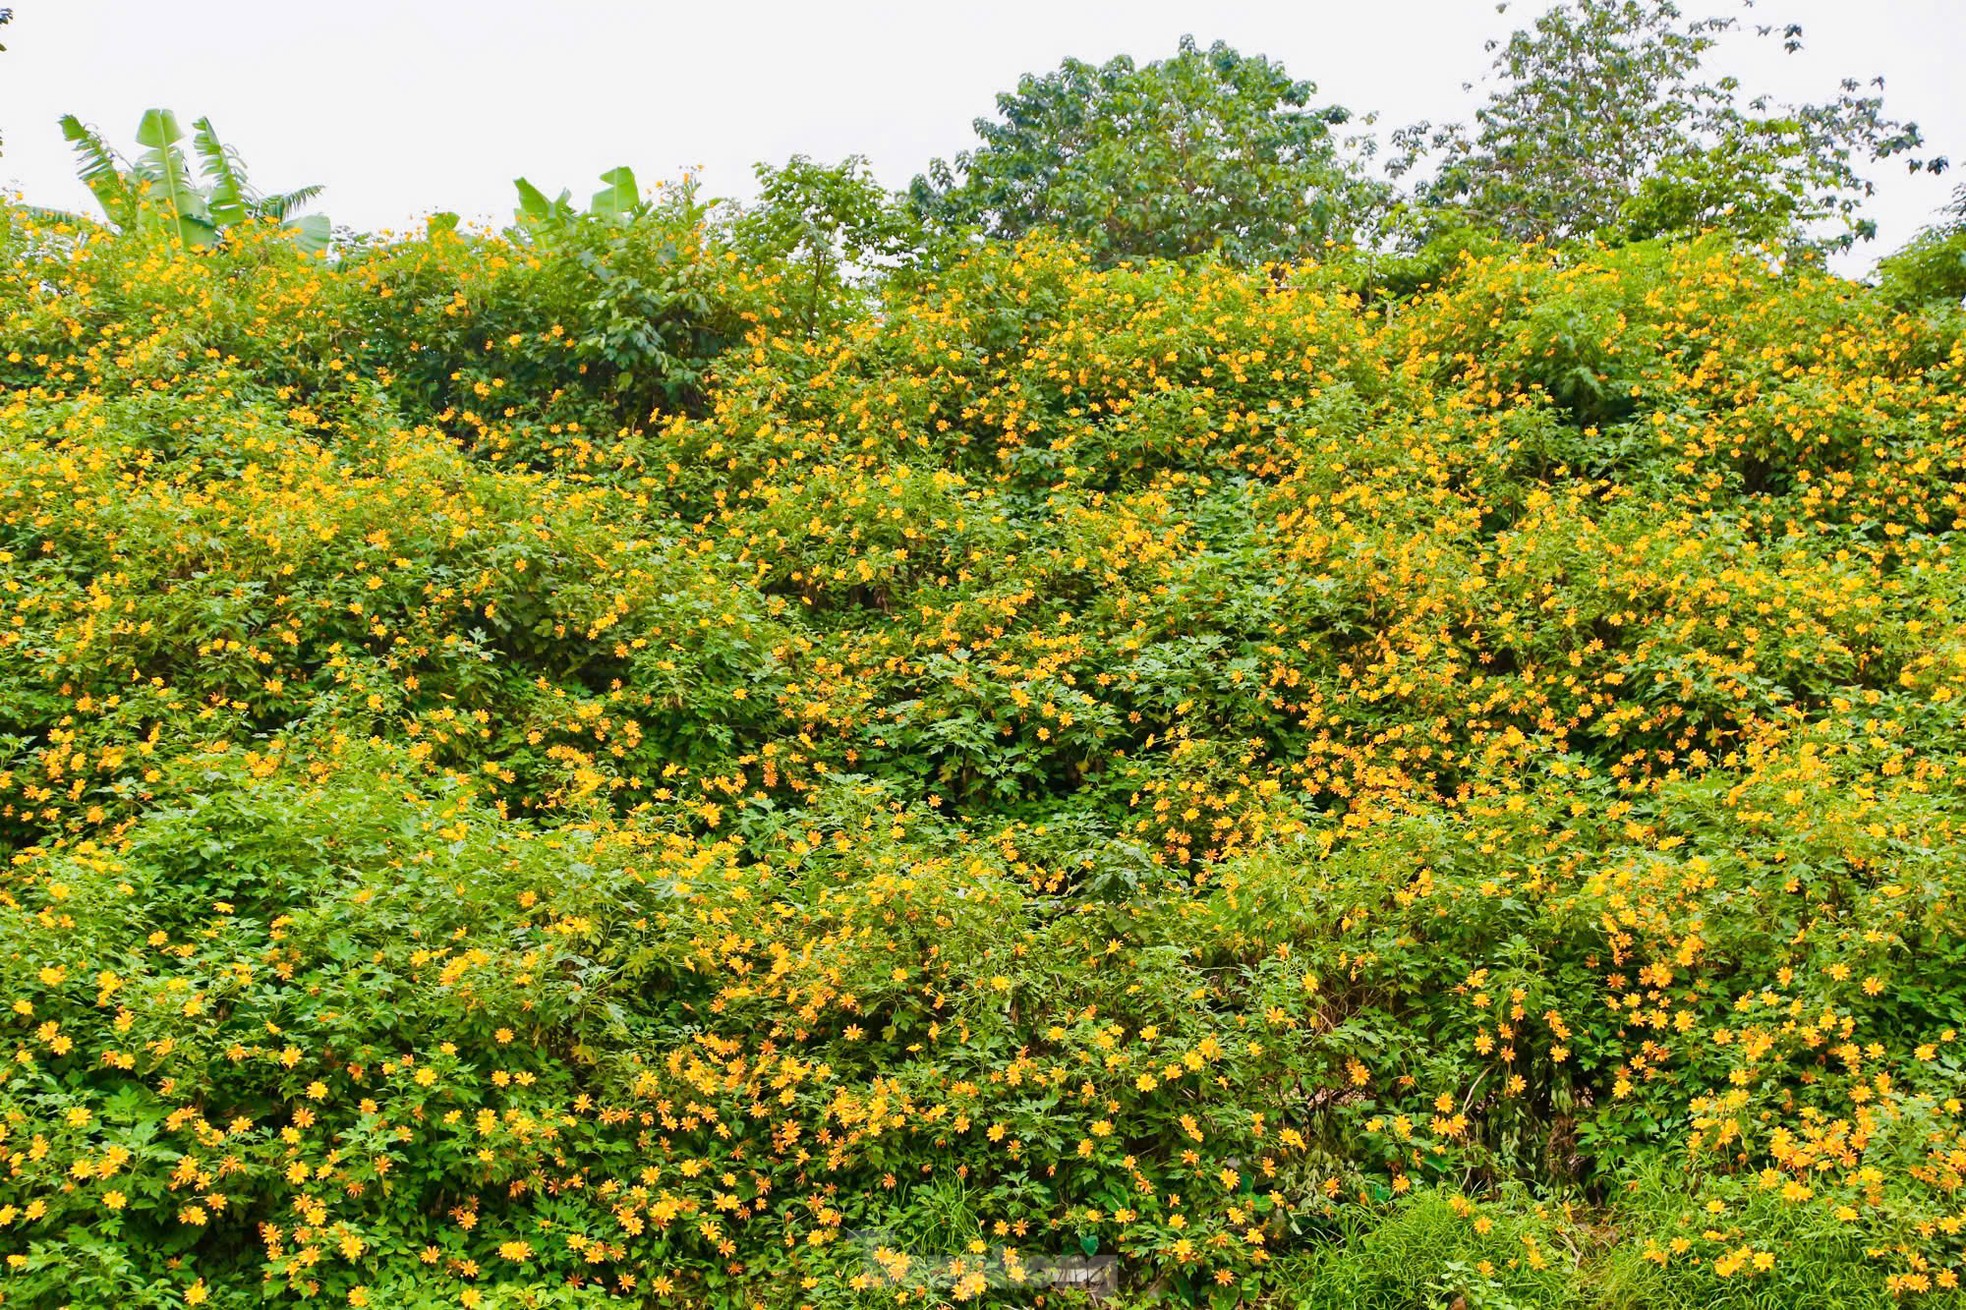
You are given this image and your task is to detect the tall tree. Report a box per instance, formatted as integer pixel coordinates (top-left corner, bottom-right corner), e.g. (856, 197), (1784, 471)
(910, 36), (1383, 268)
(1395, 0), (1944, 254)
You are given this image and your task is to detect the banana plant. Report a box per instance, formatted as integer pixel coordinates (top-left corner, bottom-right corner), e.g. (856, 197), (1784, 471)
(512, 166), (647, 241)
(52, 109), (329, 252)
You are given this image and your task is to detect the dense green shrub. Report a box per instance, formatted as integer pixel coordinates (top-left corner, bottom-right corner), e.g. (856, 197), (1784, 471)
(2, 208), (1966, 1307)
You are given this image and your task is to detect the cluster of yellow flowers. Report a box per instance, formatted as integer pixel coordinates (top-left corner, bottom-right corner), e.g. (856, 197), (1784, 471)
(0, 212), (1963, 1307)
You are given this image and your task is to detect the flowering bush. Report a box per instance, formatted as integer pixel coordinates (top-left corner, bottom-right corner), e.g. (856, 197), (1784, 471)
(2, 210), (1965, 1307)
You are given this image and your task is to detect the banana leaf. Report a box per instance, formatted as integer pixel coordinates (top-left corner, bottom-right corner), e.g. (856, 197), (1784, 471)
(591, 166), (641, 222)
(133, 108), (215, 247)
(190, 116), (250, 227)
(287, 213), (331, 255)
(59, 115), (136, 229)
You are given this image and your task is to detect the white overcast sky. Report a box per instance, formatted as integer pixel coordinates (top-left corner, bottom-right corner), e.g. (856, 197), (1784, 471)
(2, 0), (1960, 273)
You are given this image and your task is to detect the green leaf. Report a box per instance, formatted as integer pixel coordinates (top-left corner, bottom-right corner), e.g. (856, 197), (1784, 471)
(590, 166), (640, 222)
(288, 212), (331, 255)
(58, 115), (136, 229)
(131, 106), (184, 151)
(132, 108), (214, 247)
(190, 116), (249, 227)
(257, 185), (324, 222)
(514, 177), (555, 225)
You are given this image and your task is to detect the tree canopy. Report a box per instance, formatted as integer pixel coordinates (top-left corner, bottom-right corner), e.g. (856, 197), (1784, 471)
(1395, 0), (1944, 254)
(910, 35), (1383, 268)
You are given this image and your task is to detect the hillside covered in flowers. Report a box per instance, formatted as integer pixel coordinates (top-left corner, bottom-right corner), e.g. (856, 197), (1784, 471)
(1, 189), (1964, 1309)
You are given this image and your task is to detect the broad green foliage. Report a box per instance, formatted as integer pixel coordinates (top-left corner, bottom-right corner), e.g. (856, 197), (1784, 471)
(3, 198), (1966, 1307)
(513, 166), (653, 238)
(1395, 0), (1941, 254)
(910, 36), (1384, 268)
(336, 173), (756, 437)
(54, 109), (329, 252)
